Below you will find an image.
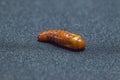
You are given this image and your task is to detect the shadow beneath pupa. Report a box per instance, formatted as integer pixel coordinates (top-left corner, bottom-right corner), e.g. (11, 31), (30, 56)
(38, 40), (85, 52)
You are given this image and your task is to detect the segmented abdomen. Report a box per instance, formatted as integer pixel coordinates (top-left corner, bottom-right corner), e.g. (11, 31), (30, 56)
(46, 30), (70, 44)
(38, 30), (86, 50)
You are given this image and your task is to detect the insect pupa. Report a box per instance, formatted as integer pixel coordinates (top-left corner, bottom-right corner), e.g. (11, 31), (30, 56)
(38, 30), (86, 50)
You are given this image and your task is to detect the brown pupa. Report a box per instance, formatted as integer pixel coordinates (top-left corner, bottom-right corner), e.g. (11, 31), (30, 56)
(38, 30), (86, 50)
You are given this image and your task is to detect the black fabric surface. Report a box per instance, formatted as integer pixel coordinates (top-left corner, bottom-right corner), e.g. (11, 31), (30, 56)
(0, 0), (120, 80)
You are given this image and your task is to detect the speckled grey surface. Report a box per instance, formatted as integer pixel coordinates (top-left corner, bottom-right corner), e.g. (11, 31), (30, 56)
(0, 0), (120, 80)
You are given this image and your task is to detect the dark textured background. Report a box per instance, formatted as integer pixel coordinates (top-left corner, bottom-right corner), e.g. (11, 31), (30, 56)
(0, 0), (120, 80)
